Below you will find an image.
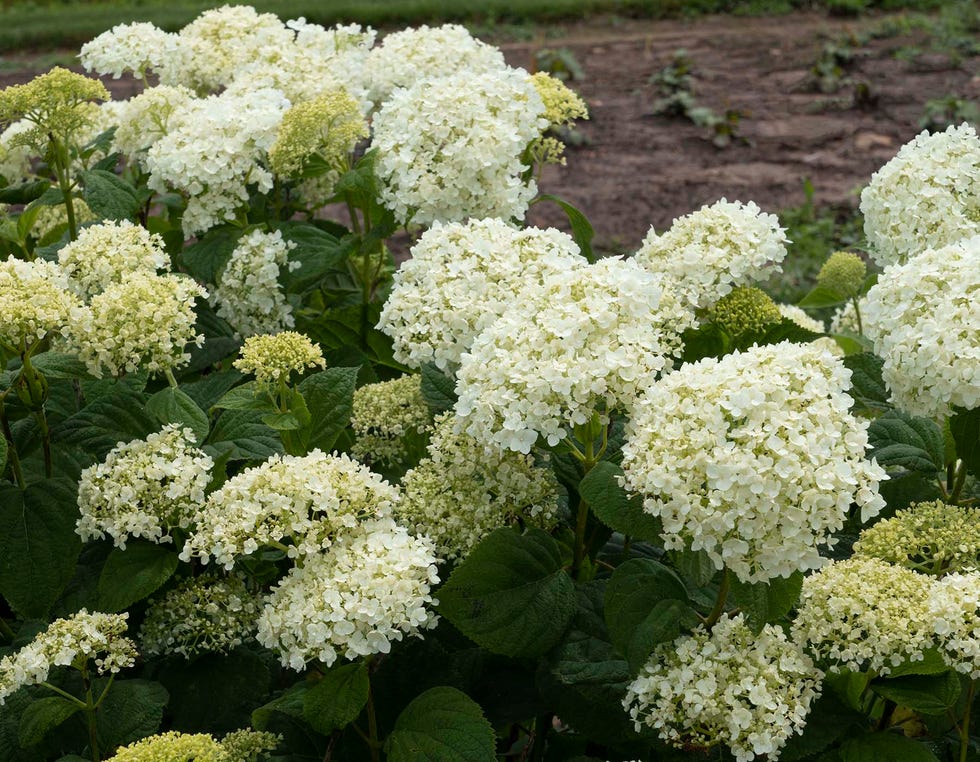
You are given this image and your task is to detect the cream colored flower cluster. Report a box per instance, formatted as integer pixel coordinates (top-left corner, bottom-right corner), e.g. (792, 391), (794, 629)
(624, 614), (821, 762)
(211, 229), (297, 338)
(79, 22), (182, 80)
(363, 24), (506, 107)
(398, 413), (560, 561)
(0, 256), (80, 350)
(455, 256), (694, 453)
(58, 220), (169, 299)
(69, 271), (206, 378)
(829, 298), (863, 335)
(634, 198), (788, 311)
(0, 610), (137, 704)
(528, 72), (589, 166)
(139, 574), (260, 658)
(372, 67), (547, 226)
(106, 729), (279, 762)
(111, 85), (195, 169)
(76, 424), (213, 548)
(377, 219), (582, 371)
(256, 517), (439, 670)
(350, 374), (432, 466)
(792, 557), (935, 674)
(854, 500), (980, 575)
(930, 572), (980, 679)
(233, 331), (324, 386)
(0, 120), (35, 183)
(621, 341), (886, 583)
(778, 303), (825, 334)
(861, 123), (980, 268)
(863, 235), (980, 419)
(181, 450), (398, 569)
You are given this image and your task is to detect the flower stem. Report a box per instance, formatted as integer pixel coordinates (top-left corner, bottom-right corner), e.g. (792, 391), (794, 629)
(366, 681), (381, 762)
(82, 669), (101, 762)
(703, 567), (731, 629)
(39, 682), (88, 708)
(950, 460), (968, 505)
(851, 296), (864, 336)
(961, 679), (976, 762)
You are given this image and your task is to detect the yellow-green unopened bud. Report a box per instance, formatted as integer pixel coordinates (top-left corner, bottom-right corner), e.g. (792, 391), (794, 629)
(234, 331), (325, 386)
(817, 251), (866, 298)
(709, 286), (782, 337)
(531, 72), (589, 127)
(268, 89), (367, 178)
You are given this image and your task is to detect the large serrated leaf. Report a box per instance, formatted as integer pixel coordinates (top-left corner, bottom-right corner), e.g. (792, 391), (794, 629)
(438, 528), (575, 658)
(80, 169), (139, 221)
(420, 364), (456, 414)
(950, 406), (980, 478)
(840, 732), (940, 761)
(843, 353), (890, 413)
(26, 353), (92, 380)
(97, 543), (179, 613)
(298, 366), (358, 452)
(731, 572), (803, 633)
(0, 479), (81, 618)
(145, 387), (209, 444)
(385, 687), (495, 762)
(578, 462), (662, 542)
(17, 696), (81, 748)
(780, 692), (865, 762)
(798, 285), (846, 308)
(868, 410), (945, 474)
(870, 671), (961, 715)
(95, 679), (168, 749)
(534, 194), (595, 262)
(179, 226), (239, 283)
(303, 661), (369, 735)
(206, 409), (282, 461)
(53, 386), (155, 458)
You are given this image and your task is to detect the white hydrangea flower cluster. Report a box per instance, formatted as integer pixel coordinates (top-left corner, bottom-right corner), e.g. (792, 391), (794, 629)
(862, 236), (980, 419)
(399, 413), (560, 561)
(0, 256), (80, 350)
(350, 374), (432, 466)
(621, 341), (886, 583)
(930, 572), (980, 679)
(211, 229), (297, 338)
(363, 24), (506, 107)
(792, 557), (935, 674)
(76, 424), (213, 549)
(79, 22), (183, 80)
(256, 517), (439, 670)
(139, 575), (260, 659)
(860, 124), (980, 268)
(145, 87), (290, 236)
(372, 67), (547, 226)
(233, 331), (324, 386)
(624, 614), (821, 762)
(70, 272), (206, 378)
(0, 119), (35, 183)
(58, 220), (169, 299)
(0, 610), (137, 705)
(181, 450), (399, 569)
(456, 256), (694, 453)
(111, 85), (196, 169)
(378, 219), (582, 370)
(634, 199), (788, 311)
(778, 304), (825, 334)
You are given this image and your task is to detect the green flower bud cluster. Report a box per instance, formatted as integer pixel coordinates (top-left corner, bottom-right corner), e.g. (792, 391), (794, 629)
(817, 251), (866, 298)
(233, 331), (325, 386)
(106, 729), (279, 762)
(708, 285), (782, 337)
(268, 89), (367, 178)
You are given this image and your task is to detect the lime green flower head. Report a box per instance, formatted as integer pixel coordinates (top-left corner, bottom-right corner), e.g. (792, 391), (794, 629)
(817, 251), (866, 298)
(268, 89), (367, 178)
(233, 331), (325, 386)
(530, 72), (588, 127)
(708, 285), (782, 337)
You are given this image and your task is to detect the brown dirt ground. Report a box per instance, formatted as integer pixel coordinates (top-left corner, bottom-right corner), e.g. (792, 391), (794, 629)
(2, 10), (978, 253)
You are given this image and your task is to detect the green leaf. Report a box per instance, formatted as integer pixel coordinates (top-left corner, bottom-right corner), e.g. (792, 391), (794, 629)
(27, 353), (91, 380)
(731, 572), (803, 634)
(680, 323), (728, 363)
(385, 686), (495, 762)
(302, 661), (369, 735)
(870, 671), (960, 715)
(97, 543), (179, 613)
(671, 547), (716, 588)
(534, 194), (595, 262)
(0, 435), (6, 475)
(179, 226), (239, 283)
(18, 696), (81, 748)
(578, 462), (662, 543)
(53, 386), (155, 458)
(212, 381), (276, 412)
(950, 406), (980, 477)
(261, 411), (301, 431)
(780, 692), (866, 762)
(180, 370), (244, 411)
(604, 558), (695, 672)
(0, 479), (81, 618)
(0, 180), (50, 205)
(843, 353), (890, 413)
(887, 649), (951, 678)
(274, 221), (346, 291)
(799, 285), (846, 308)
(145, 387), (210, 444)
(206, 409), (283, 461)
(868, 410), (945, 474)
(80, 169), (139, 221)
(420, 364), (456, 415)
(438, 528), (575, 658)
(251, 683), (307, 731)
(96, 679), (168, 750)
(298, 366), (358, 452)
(840, 732), (940, 761)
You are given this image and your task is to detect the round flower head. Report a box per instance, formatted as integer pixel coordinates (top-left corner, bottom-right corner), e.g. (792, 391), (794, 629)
(350, 375), (433, 466)
(377, 218), (582, 371)
(363, 24), (506, 107)
(181, 450), (398, 569)
(621, 341), (887, 583)
(929, 572), (980, 679)
(372, 67), (547, 226)
(111, 85), (196, 168)
(211, 229), (297, 338)
(792, 556), (935, 674)
(528, 72), (589, 166)
(139, 574), (260, 658)
(76, 425), (213, 548)
(268, 90), (367, 179)
(58, 220), (170, 299)
(71, 271), (206, 378)
(862, 235), (980, 418)
(106, 729), (279, 762)
(0, 256), (80, 350)
(707, 285), (782, 338)
(854, 501), (980, 575)
(624, 614), (821, 762)
(145, 87), (290, 236)
(233, 331), (325, 386)
(0, 610), (136, 704)
(634, 198), (788, 311)
(256, 517), (439, 670)
(861, 123), (980, 267)
(79, 22), (182, 80)
(455, 256), (695, 453)
(398, 413), (560, 561)
(817, 251), (867, 299)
